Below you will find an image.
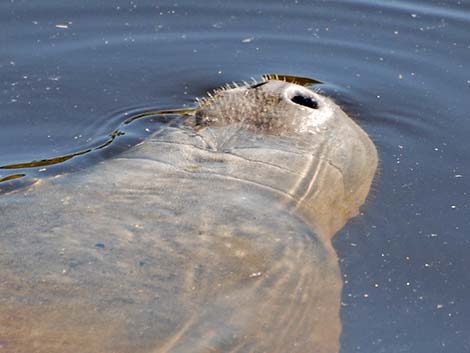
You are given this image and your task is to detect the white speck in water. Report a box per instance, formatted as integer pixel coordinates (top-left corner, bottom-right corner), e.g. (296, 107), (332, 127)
(55, 24), (69, 29)
(436, 304), (444, 309)
(242, 37), (254, 43)
(38, 168), (47, 172)
(451, 205), (457, 209)
(398, 73), (403, 79)
(454, 174), (463, 178)
(411, 13), (417, 18)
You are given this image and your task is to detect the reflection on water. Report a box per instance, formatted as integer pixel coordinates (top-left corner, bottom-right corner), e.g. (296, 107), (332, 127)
(0, 110), (189, 191)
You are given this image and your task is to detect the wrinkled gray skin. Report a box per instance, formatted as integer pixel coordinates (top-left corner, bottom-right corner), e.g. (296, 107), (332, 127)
(0, 80), (377, 353)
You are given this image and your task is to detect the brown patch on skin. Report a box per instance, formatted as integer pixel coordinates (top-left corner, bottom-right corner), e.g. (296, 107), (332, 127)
(0, 304), (126, 353)
(0, 271), (129, 353)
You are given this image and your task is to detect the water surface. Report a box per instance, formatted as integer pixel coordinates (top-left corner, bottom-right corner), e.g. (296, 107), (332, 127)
(1, 1), (469, 352)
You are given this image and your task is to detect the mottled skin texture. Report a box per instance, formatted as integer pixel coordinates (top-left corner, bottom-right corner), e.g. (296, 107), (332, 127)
(0, 80), (377, 353)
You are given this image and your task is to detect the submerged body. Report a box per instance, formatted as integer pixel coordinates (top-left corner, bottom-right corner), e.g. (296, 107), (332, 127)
(0, 80), (377, 353)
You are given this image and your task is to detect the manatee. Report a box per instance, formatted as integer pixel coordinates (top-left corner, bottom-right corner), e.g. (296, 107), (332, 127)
(0, 79), (377, 353)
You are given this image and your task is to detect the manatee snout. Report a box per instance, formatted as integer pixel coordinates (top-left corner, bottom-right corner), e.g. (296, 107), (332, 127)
(249, 79), (319, 109)
(194, 79), (339, 136)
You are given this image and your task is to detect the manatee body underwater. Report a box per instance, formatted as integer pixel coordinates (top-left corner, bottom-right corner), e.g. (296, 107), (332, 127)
(0, 79), (378, 353)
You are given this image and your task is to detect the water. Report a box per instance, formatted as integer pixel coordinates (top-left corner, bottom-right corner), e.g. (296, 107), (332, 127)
(1, 0), (469, 352)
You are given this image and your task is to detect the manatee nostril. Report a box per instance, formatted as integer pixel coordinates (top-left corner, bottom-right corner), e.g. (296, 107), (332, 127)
(291, 95), (318, 109)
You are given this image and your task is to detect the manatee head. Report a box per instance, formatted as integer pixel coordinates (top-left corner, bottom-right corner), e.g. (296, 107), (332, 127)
(194, 79), (334, 135)
(192, 79), (378, 238)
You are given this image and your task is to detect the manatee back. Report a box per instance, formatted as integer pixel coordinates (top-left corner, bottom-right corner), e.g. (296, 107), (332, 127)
(0, 140), (341, 353)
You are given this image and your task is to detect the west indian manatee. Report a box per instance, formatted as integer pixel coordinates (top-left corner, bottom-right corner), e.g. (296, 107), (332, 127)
(0, 79), (378, 353)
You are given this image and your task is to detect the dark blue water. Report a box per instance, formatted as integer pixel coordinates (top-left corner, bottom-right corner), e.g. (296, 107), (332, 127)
(1, 1), (469, 352)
